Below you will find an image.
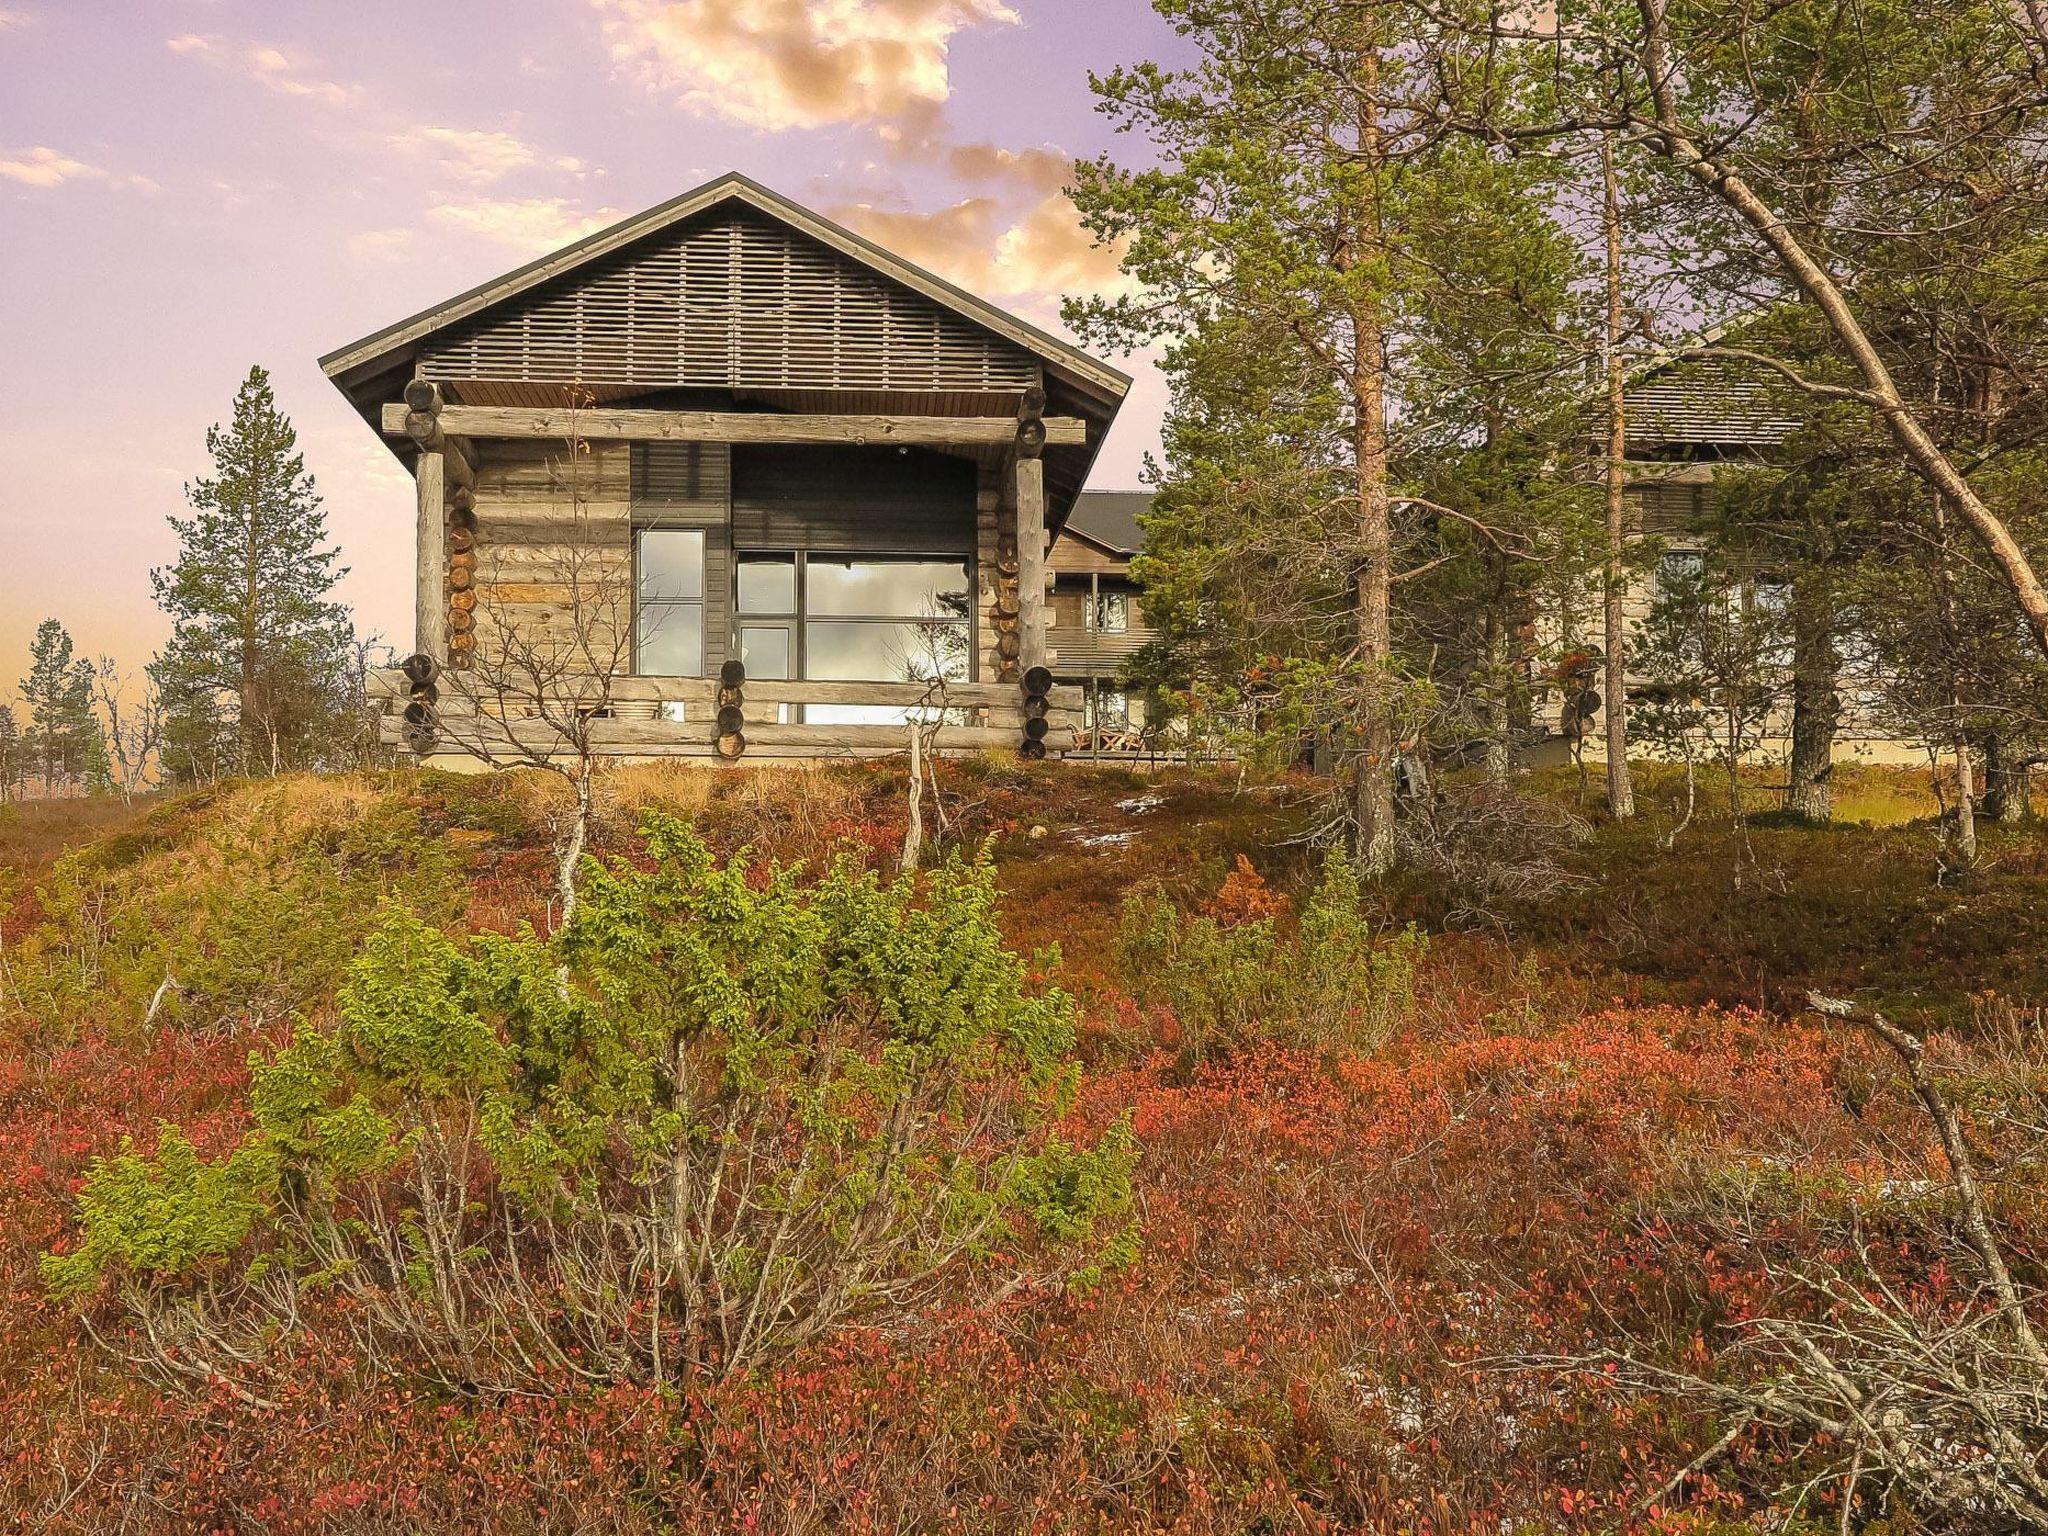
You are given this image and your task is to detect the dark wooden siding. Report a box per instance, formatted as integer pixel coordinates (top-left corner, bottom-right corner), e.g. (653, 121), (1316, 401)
(730, 445), (975, 554)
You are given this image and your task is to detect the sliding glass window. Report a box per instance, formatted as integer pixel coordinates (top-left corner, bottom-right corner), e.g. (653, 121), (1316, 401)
(636, 528), (705, 676)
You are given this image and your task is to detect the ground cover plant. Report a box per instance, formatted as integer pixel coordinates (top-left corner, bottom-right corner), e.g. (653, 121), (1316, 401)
(2, 762), (2046, 1532)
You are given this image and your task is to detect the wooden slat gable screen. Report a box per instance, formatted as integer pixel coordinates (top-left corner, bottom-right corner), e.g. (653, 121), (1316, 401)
(424, 211), (1040, 395)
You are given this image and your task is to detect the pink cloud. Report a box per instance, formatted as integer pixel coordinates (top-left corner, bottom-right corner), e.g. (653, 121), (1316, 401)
(390, 126), (596, 187)
(593, 0), (1018, 131)
(429, 196), (624, 253)
(0, 144), (154, 192)
(166, 33), (361, 107)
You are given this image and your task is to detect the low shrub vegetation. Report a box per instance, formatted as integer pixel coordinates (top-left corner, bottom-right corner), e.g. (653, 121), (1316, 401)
(2, 764), (2045, 1532)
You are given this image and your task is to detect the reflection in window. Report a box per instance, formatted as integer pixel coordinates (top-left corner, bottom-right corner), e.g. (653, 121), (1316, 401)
(1085, 688), (1131, 730)
(802, 558), (970, 687)
(637, 528), (704, 676)
(1092, 590), (1130, 634)
(737, 554), (797, 615)
(739, 626), (791, 680)
(805, 558), (969, 619)
(806, 620), (967, 683)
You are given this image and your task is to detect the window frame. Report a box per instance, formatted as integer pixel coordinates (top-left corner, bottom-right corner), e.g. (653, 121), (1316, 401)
(732, 549), (977, 687)
(633, 525), (708, 678)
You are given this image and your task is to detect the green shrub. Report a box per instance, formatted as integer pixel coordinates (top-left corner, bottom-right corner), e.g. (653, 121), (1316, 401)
(1117, 851), (1425, 1057)
(46, 814), (1134, 1394)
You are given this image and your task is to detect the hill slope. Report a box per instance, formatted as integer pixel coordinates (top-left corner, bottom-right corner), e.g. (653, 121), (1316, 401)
(2, 765), (2043, 1532)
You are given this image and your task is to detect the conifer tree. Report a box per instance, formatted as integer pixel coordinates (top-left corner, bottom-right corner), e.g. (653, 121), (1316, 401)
(0, 704), (23, 801)
(150, 366), (355, 781)
(1069, 0), (1580, 867)
(18, 619), (102, 794)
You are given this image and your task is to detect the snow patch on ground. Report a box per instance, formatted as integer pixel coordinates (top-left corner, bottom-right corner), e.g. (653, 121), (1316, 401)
(1075, 830), (1137, 848)
(1116, 794), (1166, 814)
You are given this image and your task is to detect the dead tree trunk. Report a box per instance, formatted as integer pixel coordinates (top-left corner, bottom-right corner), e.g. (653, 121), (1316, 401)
(1483, 563), (1513, 785)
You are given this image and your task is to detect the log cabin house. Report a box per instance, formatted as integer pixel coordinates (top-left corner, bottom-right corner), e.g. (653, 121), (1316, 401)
(321, 172), (1132, 763)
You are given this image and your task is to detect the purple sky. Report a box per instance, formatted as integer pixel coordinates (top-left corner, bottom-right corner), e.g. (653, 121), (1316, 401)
(0, 1), (1178, 687)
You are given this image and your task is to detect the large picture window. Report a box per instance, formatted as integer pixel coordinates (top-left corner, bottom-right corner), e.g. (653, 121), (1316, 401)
(636, 528), (705, 676)
(804, 557), (970, 692)
(735, 552), (972, 723)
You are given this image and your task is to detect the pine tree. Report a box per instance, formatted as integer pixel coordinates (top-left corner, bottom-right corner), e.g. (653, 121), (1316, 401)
(150, 366), (355, 781)
(0, 705), (21, 801)
(1068, 0), (1580, 868)
(19, 619), (102, 794)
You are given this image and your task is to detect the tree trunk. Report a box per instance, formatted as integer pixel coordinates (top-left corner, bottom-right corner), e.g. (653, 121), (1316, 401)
(1600, 130), (1636, 821)
(556, 771), (592, 928)
(1483, 573), (1512, 785)
(901, 722), (925, 872)
(1954, 737), (1978, 866)
(1984, 732), (2032, 823)
(1351, 76), (1397, 875)
(1785, 571), (1839, 822)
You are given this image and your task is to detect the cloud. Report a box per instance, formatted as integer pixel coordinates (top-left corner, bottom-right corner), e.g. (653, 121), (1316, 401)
(390, 126), (594, 186)
(592, 0), (1018, 132)
(0, 10), (31, 30)
(0, 145), (155, 192)
(834, 185), (1129, 307)
(829, 136), (1129, 309)
(166, 33), (361, 107)
(0, 145), (94, 188)
(429, 197), (623, 253)
(348, 227), (417, 264)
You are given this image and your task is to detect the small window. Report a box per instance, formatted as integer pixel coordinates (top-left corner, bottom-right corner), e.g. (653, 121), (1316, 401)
(1086, 688), (1131, 730)
(739, 625), (791, 681)
(737, 553), (797, 616)
(637, 528), (705, 676)
(1092, 591), (1130, 634)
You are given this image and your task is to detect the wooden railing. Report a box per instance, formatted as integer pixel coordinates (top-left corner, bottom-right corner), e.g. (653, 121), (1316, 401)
(369, 669), (1083, 760)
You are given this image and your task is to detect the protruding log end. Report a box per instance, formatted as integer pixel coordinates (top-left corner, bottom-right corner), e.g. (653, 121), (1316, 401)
(401, 652), (440, 687)
(719, 659), (747, 688)
(715, 731), (746, 761)
(403, 378), (441, 414)
(1022, 665), (1053, 697)
(1019, 738), (1046, 761)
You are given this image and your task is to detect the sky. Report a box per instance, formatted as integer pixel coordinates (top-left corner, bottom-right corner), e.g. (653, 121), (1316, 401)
(0, 0), (1182, 690)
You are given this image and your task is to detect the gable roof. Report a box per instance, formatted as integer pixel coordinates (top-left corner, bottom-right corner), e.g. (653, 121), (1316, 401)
(320, 171), (1130, 406)
(1063, 490), (1150, 557)
(1622, 321), (1803, 454)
